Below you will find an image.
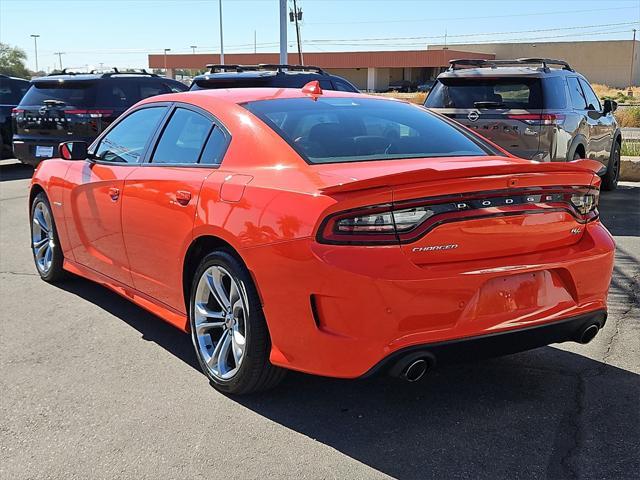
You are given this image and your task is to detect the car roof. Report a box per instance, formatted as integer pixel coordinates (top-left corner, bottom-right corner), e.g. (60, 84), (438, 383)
(0, 74), (30, 82)
(437, 66), (573, 79)
(32, 73), (179, 83)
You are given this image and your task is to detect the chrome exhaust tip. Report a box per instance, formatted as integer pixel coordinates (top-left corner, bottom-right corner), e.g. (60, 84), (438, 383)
(402, 359), (429, 382)
(579, 324), (600, 344)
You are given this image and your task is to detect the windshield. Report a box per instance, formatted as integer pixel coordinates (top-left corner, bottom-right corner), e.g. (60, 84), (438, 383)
(20, 81), (98, 107)
(243, 97), (493, 164)
(425, 78), (543, 109)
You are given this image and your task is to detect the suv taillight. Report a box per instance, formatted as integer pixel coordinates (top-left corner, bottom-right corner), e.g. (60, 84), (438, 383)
(11, 108), (24, 116)
(66, 109), (114, 118)
(507, 113), (565, 125)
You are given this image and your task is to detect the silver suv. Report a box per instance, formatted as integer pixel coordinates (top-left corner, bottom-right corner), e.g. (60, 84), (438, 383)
(425, 58), (622, 190)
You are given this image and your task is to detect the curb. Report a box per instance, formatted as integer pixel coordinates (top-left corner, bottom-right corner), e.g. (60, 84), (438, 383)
(621, 157), (640, 182)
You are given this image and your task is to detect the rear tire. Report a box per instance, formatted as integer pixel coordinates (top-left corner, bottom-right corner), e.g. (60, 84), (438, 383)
(601, 141), (621, 191)
(30, 192), (65, 282)
(189, 250), (286, 395)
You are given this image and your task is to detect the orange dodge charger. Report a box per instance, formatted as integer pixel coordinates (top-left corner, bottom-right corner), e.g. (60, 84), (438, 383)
(29, 83), (615, 394)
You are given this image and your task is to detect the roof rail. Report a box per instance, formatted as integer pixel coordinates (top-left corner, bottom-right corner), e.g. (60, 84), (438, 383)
(205, 63), (325, 74)
(448, 58), (573, 72)
(101, 68), (158, 77)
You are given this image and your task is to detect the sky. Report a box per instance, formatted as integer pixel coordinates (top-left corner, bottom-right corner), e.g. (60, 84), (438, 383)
(1, 0), (639, 72)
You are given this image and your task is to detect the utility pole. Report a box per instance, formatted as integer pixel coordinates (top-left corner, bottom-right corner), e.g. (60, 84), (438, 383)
(254, 30), (257, 54)
(218, 0), (224, 64)
(54, 52), (64, 70)
(190, 45), (197, 54)
(30, 34), (40, 72)
(279, 0), (287, 65)
(629, 29), (637, 96)
(291, 0), (303, 65)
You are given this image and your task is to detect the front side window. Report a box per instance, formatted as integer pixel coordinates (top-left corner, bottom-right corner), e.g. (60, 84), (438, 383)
(243, 97), (493, 164)
(578, 78), (601, 111)
(567, 77), (587, 110)
(95, 107), (166, 163)
(0, 78), (30, 104)
(151, 108), (212, 164)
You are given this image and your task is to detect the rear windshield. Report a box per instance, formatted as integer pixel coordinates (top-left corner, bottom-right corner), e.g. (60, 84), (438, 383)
(20, 78), (187, 108)
(425, 77), (543, 110)
(21, 81), (98, 107)
(243, 97), (492, 164)
(0, 78), (30, 105)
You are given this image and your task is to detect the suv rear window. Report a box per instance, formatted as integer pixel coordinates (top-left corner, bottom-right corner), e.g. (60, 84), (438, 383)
(425, 78), (543, 110)
(0, 78), (30, 104)
(243, 97), (492, 164)
(21, 81), (98, 107)
(191, 75), (338, 91)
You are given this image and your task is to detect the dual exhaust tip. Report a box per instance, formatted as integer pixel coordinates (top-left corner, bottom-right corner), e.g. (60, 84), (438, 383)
(392, 323), (601, 382)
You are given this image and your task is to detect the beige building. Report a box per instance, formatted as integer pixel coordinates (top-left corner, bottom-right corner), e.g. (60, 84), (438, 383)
(429, 40), (639, 88)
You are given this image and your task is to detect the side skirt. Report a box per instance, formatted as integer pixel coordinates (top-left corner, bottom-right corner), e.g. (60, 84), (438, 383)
(63, 259), (189, 332)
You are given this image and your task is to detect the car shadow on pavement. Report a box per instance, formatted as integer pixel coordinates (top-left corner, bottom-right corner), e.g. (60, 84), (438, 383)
(56, 273), (639, 480)
(0, 162), (33, 182)
(598, 184), (640, 237)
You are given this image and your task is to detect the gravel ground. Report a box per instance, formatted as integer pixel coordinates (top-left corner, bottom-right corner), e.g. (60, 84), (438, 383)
(1, 162), (638, 480)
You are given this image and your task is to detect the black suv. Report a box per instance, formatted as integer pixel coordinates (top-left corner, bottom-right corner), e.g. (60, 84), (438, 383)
(13, 69), (187, 166)
(0, 74), (30, 159)
(190, 64), (359, 92)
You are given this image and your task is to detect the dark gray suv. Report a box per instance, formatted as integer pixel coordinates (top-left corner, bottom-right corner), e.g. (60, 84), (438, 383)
(425, 58), (622, 190)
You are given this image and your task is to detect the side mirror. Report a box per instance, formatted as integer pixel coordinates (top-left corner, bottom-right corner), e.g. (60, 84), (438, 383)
(59, 141), (88, 160)
(603, 99), (617, 115)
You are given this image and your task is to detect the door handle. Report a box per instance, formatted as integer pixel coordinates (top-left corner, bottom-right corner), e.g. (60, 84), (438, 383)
(108, 187), (120, 201)
(175, 190), (192, 206)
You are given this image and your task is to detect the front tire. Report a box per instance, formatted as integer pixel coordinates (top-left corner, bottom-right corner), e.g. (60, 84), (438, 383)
(601, 141), (621, 191)
(189, 250), (285, 394)
(30, 192), (65, 282)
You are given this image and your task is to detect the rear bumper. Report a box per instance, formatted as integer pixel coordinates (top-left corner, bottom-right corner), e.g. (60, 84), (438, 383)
(243, 220), (615, 379)
(364, 309), (607, 377)
(13, 136), (94, 166)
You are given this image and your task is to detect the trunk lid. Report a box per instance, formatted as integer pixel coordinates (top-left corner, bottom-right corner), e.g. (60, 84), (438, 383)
(316, 156), (600, 263)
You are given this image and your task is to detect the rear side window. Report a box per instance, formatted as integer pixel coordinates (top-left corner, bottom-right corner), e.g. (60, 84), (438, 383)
(243, 97), (492, 164)
(567, 77), (587, 110)
(542, 77), (568, 109)
(199, 127), (227, 165)
(152, 108), (212, 164)
(95, 107), (166, 163)
(0, 78), (30, 104)
(579, 78), (601, 111)
(424, 78), (542, 109)
(20, 81), (98, 107)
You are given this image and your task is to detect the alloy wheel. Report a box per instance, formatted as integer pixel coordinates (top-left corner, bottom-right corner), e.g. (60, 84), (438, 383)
(193, 265), (248, 381)
(32, 201), (54, 275)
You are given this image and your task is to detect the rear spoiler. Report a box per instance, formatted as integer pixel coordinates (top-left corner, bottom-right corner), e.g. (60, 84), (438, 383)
(320, 159), (604, 195)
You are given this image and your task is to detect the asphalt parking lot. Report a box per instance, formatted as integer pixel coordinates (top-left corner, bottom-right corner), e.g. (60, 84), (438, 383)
(1, 161), (638, 480)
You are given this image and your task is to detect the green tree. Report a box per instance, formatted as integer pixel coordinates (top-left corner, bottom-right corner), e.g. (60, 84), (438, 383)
(0, 43), (30, 78)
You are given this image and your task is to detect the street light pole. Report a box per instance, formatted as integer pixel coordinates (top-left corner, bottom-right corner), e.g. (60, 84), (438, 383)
(279, 0), (287, 65)
(292, 0), (303, 65)
(30, 34), (40, 72)
(218, 0), (224, 64)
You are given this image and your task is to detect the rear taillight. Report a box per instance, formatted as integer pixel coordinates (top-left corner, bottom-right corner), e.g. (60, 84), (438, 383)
(11, 108), (24, 117)
(65, 109), (113, 118)
(507, 113), (565, 125)
(570, 190), (599, 216)
(318, 186), (599, 245)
